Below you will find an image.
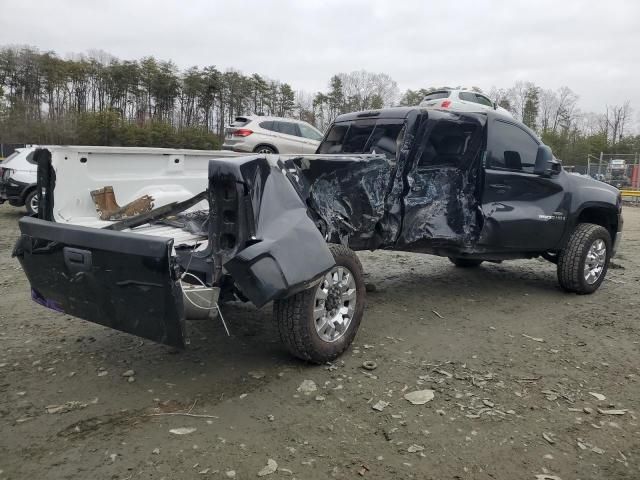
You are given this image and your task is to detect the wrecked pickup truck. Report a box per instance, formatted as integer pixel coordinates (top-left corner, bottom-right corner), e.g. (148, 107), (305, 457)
(14, 108), (622, 363)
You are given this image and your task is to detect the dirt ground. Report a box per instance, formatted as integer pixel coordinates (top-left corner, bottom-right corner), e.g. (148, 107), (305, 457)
(0, 204), (638, 480)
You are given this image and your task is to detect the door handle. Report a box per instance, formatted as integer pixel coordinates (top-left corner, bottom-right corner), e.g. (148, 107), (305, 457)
(488, 183), (511, 190)
(63, 247), (92, 273)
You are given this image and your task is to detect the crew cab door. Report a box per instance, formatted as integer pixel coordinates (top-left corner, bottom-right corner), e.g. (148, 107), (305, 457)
(479, 119), (568, 250)
(14, 216), (187, 347)
(397, 115), (485, 248)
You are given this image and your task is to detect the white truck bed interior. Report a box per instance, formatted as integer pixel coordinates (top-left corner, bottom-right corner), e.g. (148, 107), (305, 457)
(46, 146), (240, 246)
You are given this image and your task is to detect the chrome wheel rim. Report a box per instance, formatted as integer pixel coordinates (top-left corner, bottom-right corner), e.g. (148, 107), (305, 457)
(584, 239), (607, 284)
(313, 266), (357, 343)
(29, 194), (39, 214)
(257, 147), (273, 154)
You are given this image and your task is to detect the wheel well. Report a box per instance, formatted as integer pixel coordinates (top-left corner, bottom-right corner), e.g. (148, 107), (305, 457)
(22, 184), (37, 202)
(253, 144), (278, 154)
(577, 207), (617, 240)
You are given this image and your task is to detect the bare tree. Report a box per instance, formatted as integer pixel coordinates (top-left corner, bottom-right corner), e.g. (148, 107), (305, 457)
(337, 70), (399, 111)
(538, 88), (558, 133)
(606, 101), (632, 145)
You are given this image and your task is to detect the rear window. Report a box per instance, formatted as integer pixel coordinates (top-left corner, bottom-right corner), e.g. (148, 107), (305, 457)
(317, 120), (405, 159)
(230, 117), (250, 127)
(423, 91), (450, 101)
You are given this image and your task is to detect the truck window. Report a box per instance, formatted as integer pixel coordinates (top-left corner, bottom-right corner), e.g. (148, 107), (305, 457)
(488, 121), (538, 173)
(342, 121), (377, 153)
(317, 120), (405, 159)
(364, 121), (405, 159)
(417, 120), (481, 168)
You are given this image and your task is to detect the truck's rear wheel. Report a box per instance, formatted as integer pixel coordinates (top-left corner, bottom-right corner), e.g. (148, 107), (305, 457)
(557, 223), (611, 294)
(274, 244), (365, 363)
(448, 257), (483, 268)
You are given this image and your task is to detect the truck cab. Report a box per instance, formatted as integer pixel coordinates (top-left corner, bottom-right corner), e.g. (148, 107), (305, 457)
(316, 107), (622, 260)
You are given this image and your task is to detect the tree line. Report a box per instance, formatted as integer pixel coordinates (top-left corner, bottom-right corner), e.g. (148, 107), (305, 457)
(0, 45), (637, 164)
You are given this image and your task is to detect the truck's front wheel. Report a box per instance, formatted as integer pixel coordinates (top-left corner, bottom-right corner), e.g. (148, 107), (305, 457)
(274, 244), (365, 363)
(557, 223), (611, 294)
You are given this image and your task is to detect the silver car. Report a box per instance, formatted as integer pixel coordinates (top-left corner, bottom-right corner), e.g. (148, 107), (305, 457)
(222, 116), (324, 154)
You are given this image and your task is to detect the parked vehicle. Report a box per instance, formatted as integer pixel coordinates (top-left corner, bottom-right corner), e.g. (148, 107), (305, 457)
(605, 158), (631, 189)
(222, 115), (323, 154)
(0, 146), (38, 214)
(14, 108), (622, 363)
(419, 88), (513, 117)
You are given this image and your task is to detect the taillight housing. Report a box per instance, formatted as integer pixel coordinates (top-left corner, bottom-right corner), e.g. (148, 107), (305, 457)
(441, 100), (452, 108)
(1, 168), (14, 180)
(233, 129), (253, 137)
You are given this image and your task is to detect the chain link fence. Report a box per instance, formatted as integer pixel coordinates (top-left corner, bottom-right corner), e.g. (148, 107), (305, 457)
(586, 153), (640, 190)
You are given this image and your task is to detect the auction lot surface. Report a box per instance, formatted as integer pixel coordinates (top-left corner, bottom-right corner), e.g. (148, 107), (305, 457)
(0, 205), (638, 480)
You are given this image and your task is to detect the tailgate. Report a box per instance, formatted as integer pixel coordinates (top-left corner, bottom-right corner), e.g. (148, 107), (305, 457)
(14, 216), (186, 347)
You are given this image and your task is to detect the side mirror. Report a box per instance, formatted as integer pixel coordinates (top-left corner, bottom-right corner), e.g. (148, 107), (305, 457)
(534, 145), (554, 176)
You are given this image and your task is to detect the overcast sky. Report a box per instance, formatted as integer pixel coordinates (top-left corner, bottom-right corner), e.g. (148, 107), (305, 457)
(2, 0), (638, 117)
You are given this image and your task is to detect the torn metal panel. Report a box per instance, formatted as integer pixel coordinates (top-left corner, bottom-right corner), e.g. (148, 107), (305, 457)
(397, 112), (486, 250)
(90, 186), (154, 221)
(208, 156), (335, 307)
(283, 155), (397, 249)
(279, 109), (486, 254)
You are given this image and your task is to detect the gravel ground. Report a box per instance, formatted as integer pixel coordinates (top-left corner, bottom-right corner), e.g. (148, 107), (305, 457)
(0, 204), (638, 480)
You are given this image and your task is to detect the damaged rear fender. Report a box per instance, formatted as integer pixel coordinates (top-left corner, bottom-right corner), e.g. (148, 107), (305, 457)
(208, 156), (335, 307)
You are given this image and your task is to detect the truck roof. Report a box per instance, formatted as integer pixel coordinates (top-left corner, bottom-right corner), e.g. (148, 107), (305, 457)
(332, 107), (541, 143)
(333, 106), (494, 123)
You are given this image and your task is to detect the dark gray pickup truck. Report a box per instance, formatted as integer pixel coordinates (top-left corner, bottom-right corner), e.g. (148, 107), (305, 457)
(14, 108), (623, 363)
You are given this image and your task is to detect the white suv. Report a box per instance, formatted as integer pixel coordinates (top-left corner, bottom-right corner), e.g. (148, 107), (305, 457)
(222, 116), (324, 154)
(0, 146), (39, 214)
(419, 89), (513, 117)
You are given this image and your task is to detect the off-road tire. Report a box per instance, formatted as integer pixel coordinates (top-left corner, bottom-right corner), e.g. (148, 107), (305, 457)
(274, 244), (365, 363)
(449, 257), (483, 268)
(25, 190), (39, 216)
(557, 223), (611, 294)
